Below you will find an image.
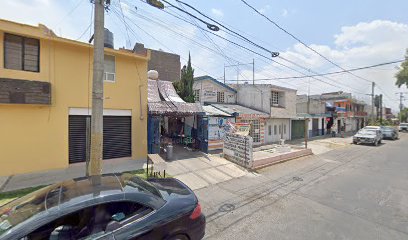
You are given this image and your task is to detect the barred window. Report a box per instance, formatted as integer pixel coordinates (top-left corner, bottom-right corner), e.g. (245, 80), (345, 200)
(270, 91), (279, 105)
(241, 119), (260, 143)
(217, 92), (224, 103)
(194, 89), (200, 102)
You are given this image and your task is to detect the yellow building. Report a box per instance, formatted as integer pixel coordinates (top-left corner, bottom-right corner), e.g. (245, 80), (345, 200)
(0, 19), (149, 176)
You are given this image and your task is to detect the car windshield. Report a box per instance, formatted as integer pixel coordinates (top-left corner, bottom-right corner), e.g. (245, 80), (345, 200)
(0, 185), (59, 235)
(358, 130), (376, 135)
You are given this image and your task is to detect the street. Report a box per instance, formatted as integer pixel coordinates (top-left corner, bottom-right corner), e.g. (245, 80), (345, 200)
(197, 133), (408, 240)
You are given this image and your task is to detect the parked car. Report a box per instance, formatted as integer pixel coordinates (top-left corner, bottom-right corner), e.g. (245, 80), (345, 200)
(353, 128), (382, 146)
(381, 126), (399, 140)
(363, 126), (384, 139)
(0, 173), (205, 240)
(399, 123), (408, 132)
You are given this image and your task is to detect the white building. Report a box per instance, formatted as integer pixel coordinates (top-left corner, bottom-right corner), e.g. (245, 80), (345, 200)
(193, 76), (236, 104)
(232, 84), (297, 144)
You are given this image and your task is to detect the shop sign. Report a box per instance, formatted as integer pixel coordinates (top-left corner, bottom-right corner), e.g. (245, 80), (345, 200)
(223, 133), (253, 168)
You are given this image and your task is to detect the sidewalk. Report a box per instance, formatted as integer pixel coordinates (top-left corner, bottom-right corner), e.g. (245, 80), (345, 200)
(164, 146), (248, 191)
(288, 132), (354, 155)
(0, 158), (145, 192)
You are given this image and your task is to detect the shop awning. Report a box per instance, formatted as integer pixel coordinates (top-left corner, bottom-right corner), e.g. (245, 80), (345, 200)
(148, 79), (203, 116)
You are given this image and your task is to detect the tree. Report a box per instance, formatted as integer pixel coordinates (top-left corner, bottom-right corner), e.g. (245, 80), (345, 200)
(174, 52), (195, 103)
(398, 108), (408, 122)
(395, 49), (408, 88)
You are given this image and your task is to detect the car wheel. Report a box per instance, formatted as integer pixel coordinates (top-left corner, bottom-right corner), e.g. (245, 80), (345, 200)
(167, 234), (189, 240)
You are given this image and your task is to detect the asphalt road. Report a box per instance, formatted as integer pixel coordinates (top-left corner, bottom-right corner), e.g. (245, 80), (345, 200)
(196, 133), (408, 240)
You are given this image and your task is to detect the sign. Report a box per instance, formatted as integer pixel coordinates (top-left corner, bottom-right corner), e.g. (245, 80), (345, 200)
(203, 90), (216, 97)
(223, 133), (253, 168)
(234, 122), (251, 136)
(208, 117), (234, 140)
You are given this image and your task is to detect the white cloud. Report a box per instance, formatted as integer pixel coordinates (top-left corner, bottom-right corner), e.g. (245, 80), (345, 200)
(258, 4), (270, 14)
(211, 8), (224, 17)
(241, 20), (408, 111)
(281, 9), (288, 17)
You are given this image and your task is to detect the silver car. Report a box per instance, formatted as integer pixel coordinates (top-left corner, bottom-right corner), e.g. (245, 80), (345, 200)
(382, 126), (399, 140)
(399, 123), (408, 132)
(353, 129), (382, 146)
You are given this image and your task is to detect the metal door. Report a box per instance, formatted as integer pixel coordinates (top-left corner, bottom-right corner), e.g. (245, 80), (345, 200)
(291, 120), (305, 139)
(69, 115), (131, 163)
(148, 116), (161, 154)
(197, 116), (209, 153)
(103, 116), (132, 159)
(312, 118), (319, 137)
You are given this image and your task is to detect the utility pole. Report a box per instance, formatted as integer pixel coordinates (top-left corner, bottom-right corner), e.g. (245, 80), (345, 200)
(379, 94), (383, 124)
(371, 82), (375, 124)
(88, 0), (107, 176)
(397, 92), (408, 123)
(223, 63), (226, 84)
(252, 58), (255, 85)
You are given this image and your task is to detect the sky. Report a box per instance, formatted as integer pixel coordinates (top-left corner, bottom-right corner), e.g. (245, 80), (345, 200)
(1, 0), (408, 111)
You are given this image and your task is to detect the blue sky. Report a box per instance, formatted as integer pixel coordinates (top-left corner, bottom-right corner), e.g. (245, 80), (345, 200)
(1, 0), (408, 110)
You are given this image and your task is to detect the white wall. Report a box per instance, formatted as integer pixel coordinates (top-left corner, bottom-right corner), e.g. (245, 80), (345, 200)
(193, 79), (236, 104)
(236, 84), (297, 118)
(265, 118), (291, 143)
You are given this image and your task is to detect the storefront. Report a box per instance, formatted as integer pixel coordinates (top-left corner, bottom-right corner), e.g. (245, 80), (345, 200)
(147, 71), (204, 154)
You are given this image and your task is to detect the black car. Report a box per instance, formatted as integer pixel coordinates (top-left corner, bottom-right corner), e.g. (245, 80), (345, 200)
(0, 173), (205, 240)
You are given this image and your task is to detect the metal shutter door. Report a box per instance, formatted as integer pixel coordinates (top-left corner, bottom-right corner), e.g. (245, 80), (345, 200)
(69, 115), (89, 163)
(103, 116), (132, 159)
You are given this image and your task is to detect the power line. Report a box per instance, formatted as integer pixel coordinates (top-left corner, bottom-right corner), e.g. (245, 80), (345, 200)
(240, 0), (374, 85)
(132, 1), (369, 96)
(177, 2), (251, 82)
(117, 0), (132, 48)
(223, 59), (404, 81)
(173, 0), (279, 57)
(110, 6), (216, 77)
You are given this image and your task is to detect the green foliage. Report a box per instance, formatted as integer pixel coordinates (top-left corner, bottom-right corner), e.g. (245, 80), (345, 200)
(173, 53), (195, 103)
(395, 49), (408, 88)
(398, 108), (408, 122)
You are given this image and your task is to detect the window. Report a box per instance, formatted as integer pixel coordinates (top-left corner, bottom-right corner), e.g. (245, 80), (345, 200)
(270, 91), (279, 106)
(194, 89), (200, 102)
(23, 201), (152, 240)
(104, 55), (115, 82)
(274, 125), (277, 135)
(4, 33), (40, 72)
(279, 125), (282, 134)
(268, 125), (272, 135)
(284, 124), (287, 134)
(217, 91), (224, 103)
(240, 119), (260, 143)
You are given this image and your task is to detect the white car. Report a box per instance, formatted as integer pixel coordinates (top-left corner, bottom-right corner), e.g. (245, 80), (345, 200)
(353, 128), (382, 146)
(399, 123), (408, 132)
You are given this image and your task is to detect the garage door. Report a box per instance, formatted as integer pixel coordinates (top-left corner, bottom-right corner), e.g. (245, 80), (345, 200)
(69, 115), (131, 164)
(291, 120), (305, 140)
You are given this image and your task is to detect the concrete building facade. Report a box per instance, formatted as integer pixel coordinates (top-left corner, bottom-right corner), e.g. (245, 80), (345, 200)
(233, 84), (297, 144)
(134, 43), (180, 82)
(193, 76), (237, 104)
(0, 19), (149, 176)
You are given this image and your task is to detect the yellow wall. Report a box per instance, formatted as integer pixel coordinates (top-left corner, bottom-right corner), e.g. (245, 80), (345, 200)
(0, 20), (148, 176)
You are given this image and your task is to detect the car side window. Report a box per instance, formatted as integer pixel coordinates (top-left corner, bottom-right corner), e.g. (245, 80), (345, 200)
(22, 201), (152, 240)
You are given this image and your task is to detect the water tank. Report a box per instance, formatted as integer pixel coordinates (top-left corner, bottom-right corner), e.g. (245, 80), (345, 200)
(104, 28), (114, 48)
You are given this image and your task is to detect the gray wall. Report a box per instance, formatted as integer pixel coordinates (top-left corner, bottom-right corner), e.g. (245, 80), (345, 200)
(134, 43), (181, 82)
(296, 95), (326, 114)
(235, 84), (297, 118)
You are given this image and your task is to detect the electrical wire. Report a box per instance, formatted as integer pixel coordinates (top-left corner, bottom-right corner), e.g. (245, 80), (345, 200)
(174, 0), (279, 57)
(240, 0), (374, 85)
